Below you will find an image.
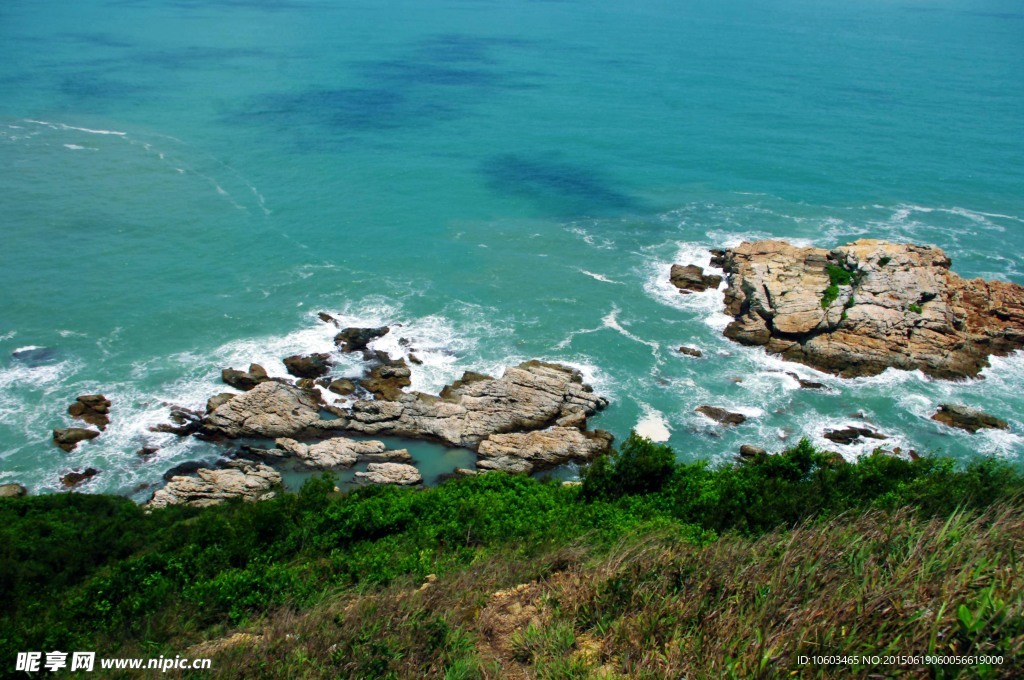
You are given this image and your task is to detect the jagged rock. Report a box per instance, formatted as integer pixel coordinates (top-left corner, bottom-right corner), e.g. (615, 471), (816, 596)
(274, 436), (410, 469)
(931, 404), (1008, 433)
(476, 427), (613, 474)
(336, 360), (608, 449)
(670, 264), (723, 293)
(709, 249), (727, 268)
(151, 406), (204, 436)
(408, 353), (423, 365)
(678, 346), (703, 358)
(53, 427), (99, 452)
(786, 372), (826, 389)
(61, 467), (99, 488)
(206, 393), (236, 413)
(328, 378), (357, 395)
(203, 381), (337, 438)
(137, 446), (159, 459)
(824, 426), (888, 445)
(162, 460), (216, 481)
(361, 355), (412, 401)
(354, 462), (422, 486)
(67, 395), (111, 430)
(147, 461), (280, 508)
(283, 353), (333, 379)
(696, 406), (747, 426)
(334, 326), (389, 353)
(0, 483), (27, 498)
(453, 468), (479, 476)
(11, 346), (59, 367)
(318, 312), (339, 326)
(718, 239), (1024, 379)
(221, 364), (271, 391)
(739, 444), (767, 458)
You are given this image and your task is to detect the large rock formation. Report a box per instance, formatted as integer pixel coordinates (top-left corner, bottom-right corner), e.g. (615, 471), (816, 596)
(333, 360), (609, 450)
(203, 381), (338, 438)
(931, 404), (1008, 433)
(67, 395), (111, 430)
(718, 239), (1024, 379)
(53, 427), (100, 452)
(0, 483), (28, 498)
(670, 264), (722, 293)
(476, 427), (613, 474)
(147, 461), (280, 508)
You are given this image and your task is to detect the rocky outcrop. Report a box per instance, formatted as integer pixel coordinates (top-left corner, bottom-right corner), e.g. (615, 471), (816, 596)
(328, 379), (357, 396)
(53, 427), (99, 452)
(0, 483), (28, 498)
(61, 468), (100, 488)
(147, 461), (280, 508)
(476, 427), (613, 474)
(739, 444), (767, 459)
(718, 239), (1024, 379)
(68, 395), (111, 430)
(695, 406), (747, 426)
(334, 360), (608, 450)
(283, 353), (332, 379)
(221, 364), (271, 391)
(335, 326), (389, 353)
(360, 355), (412, 401)
(931, 404), (1008, 433)
(354, 462), (422, 486)
(677, 346), (703, 358)
(274, 436), (411, 469)
(203, 381), (338, 438)
(670, 264), (722, 293)
(206, 393), (236, 413)
(151, 406), (204, 436)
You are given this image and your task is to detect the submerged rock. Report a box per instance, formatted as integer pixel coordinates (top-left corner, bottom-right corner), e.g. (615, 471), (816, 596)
(334, 326), (389, 353)
(823, 426), (887, 445)
(147, 461), (280, 508)
(931, 404), (1008, 433)
(61, 467), (100, 488)
(203, 381), (338, 438)
(53, 427), (100, 452)
(670, 264), (722, 293)
(336, 360), (608, 450)
(718, 239), (1024, 379)
(695, 406), (747, 426)
(67, 394), (111, 430)
(354, 462), (422, 486)
(476, 427), (613, 474)
(151, 406), (204, 436)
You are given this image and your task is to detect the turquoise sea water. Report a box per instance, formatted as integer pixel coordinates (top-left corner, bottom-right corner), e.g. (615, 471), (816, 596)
(2, 0), (1023, 496)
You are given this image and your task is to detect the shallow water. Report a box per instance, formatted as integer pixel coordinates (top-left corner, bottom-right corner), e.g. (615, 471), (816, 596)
(1, 0), (1023, 495)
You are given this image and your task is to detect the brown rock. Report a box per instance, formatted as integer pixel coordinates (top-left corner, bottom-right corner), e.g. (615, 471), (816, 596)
(670, 264), (723, 293)
(67, 395), (111, 430)
(739, 444), (767, 458)
(147, 461), (280, 508)
(477, 427), (613, 474)
(696, 406), (747, 426)
(206, 393), (236, 413)
(931, 404), (1008, 433)
(717, 239), (1024, 379)
(61, 467), (99, 488)
(328, 378), (357, 395)
(53, 427), (100, 452)
(824, 426), (888, 445)
(0, 483), (28, 498)
(678, 346), (703, 358)
(283, 353), (332, 379)
(334, 326), (390, 353)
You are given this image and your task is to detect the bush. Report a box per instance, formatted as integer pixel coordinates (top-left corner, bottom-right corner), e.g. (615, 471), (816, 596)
(580, 432), (675, 501)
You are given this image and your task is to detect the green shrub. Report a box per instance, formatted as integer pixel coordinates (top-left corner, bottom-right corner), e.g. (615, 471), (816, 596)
(580, 432), (675, 501)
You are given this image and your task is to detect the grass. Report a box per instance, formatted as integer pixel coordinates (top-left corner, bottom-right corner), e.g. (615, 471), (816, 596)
(2, 437), (1023, 677)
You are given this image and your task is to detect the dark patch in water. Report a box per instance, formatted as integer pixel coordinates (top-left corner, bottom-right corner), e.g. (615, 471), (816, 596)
(481, 154), (639, 216)
(964, 11), (1024, 20)
(59, 71), (149, 102)
(10, 347), (61, 368)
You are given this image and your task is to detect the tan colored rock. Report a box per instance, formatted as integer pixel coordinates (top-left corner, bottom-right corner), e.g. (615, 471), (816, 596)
(273, 436), (410, 468)
(203, 381), (337, 438)
(68, 394), (111, 430)
(354, 463), (422, 485)
(717, 239), (1024, 379)
(336, 360), (608, 449)
(147, 461), (280, 508)
(476, 427), (613, 474)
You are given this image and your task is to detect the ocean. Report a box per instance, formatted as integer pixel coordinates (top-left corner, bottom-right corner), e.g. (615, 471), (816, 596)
(2, 0), (1023, 497)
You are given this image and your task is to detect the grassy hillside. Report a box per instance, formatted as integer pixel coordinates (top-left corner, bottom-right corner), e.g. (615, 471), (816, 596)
(1, 438), (1022, 678)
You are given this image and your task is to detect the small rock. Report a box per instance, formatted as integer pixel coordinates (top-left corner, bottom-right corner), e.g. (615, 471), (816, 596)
(678, 346), (703, 358)
(931, 404), (1008, 433)
(0, 483), (28, 498)
(361, 356), (412, 401)
(137, 446), (159, 459)
(334, 326), (390, 353)
(61, 467), (100, 488)
(221, 366), (270, 391)
(317, 312), (339, 326)
(670, 264), (722, 293)
(328, 378), (357, 395)
(709, 249), (727, 268)
(786, 372), (825, 389)
(408, 353), (423, 365)
(696, 406), (747, 426)
(824, 426), (888, 445)
(355, 463), (422, 486)
(206, 393), (236, 413)
(283, 353), (333, 379)
(151, 406), (204, 436)
(739, 444), (767, 458)
(67, 394), (111, 430)
(53, 427), (100, 452)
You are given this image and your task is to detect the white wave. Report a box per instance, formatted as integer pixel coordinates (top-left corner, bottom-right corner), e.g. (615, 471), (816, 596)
(0, 331), (15, 341)
(602, 307), (660, 358)
(24, 119), (127, 136)
(635, 403), (671, 442)
(579, 269), (622, 284)
(63, 144), (87, 150)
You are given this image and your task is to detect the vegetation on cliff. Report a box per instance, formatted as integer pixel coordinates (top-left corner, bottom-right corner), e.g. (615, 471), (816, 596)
(2, 437), (1022, 677)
